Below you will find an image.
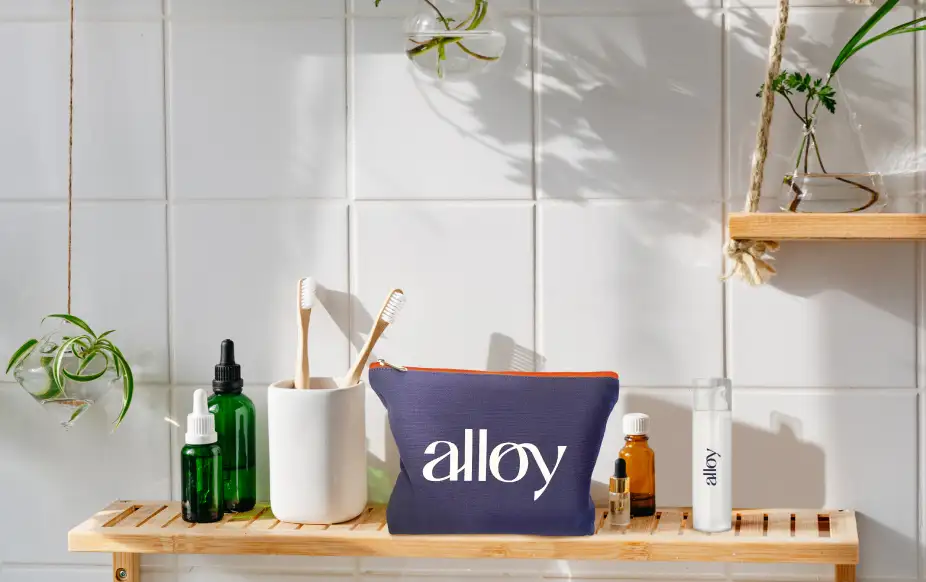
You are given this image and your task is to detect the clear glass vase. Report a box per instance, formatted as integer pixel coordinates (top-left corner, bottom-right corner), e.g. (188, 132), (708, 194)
(778, 75), (887, 213)
(405, 0), (506, 81)
(12, 325), (122, 429)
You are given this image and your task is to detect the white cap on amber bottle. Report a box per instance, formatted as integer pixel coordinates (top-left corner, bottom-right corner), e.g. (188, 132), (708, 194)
(623, 413), (650, 436)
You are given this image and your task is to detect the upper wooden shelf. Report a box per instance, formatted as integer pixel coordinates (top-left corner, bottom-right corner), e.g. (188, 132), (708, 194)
(69, 501), (858, 566)
(728, 212), (926, 241)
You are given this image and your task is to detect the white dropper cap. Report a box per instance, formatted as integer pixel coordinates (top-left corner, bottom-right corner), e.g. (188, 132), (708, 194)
(185, 388), (217, 445)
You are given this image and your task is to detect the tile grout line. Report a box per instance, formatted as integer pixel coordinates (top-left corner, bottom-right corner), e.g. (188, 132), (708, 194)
(720, 8), (732, 579)
(161, 0), (177, 507)
(345, 2), (356, 374)
(532, 0), (543, 370)
(916, 6), (924, 579)
(720, 7), (730, 384)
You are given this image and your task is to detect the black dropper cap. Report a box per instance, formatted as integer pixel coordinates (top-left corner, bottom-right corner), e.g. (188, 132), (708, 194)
(614, 457), (627, 479)
(213, 339), (244, 394)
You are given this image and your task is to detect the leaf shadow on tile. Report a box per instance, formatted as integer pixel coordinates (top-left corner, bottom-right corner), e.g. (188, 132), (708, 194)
(537, 8), (721, 204)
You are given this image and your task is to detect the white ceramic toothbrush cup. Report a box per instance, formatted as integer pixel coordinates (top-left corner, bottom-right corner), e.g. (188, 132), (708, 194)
(268, 378), (367, 524)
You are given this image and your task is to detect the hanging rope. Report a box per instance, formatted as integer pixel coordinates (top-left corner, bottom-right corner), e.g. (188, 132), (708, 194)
(724, 0), (790, 286)
(66, 0), (75, 314)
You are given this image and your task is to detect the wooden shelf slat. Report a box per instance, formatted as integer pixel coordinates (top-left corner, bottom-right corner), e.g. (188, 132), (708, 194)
(68, 502), (859, 565)
(728, 212), (926, 241)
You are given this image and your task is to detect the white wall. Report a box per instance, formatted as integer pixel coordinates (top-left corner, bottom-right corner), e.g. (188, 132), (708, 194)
(0, 0), (922, 581)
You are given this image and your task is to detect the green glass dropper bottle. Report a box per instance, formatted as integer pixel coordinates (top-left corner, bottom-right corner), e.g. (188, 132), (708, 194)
(181, 388), (223, 523)
(208, 339), (256, 513)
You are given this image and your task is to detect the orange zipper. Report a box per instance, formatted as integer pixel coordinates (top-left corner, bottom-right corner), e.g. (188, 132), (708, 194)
(370, 360), (618, 380)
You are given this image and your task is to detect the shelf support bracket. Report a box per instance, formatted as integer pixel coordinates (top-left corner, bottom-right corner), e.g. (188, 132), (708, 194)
(113, 552), (139, 582)
(835, 564), (856, 582)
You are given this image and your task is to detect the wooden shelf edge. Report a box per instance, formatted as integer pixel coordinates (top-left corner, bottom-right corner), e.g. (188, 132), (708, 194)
(728, 212), (926, 241)
(68, 502), (859, 565)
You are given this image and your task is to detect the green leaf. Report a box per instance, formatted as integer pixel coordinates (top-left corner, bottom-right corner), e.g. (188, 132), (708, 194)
(831, 0), (900, 75)
(846, 23), (926, 60)
(43, 314), (97, 338)
(97, 330), (116, 341)
(109, 349), (134, 430)
(374, 0), (381, 5)
(6, 339), (38, 374)
(51, 336), (82, 395)
(61, 365), (108, 383)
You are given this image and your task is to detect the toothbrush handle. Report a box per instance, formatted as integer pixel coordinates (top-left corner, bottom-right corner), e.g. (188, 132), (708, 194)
(295, 310), (311, 389)
(345, 319), (388, 387)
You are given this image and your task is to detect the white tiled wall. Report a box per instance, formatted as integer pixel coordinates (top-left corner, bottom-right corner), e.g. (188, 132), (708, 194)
(0, 1), (921, 581)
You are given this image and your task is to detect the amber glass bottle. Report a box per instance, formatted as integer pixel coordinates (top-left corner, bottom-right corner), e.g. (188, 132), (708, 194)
(619, 413), (655, 517)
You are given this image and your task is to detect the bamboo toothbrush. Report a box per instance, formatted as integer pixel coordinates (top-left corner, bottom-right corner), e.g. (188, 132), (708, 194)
(343, 289), (405, 387)
(294, 277), (316, 390)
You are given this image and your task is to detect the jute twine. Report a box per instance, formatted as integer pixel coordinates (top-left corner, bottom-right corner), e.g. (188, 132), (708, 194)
(724, 0), (790, 286)
(67, 0), (75, 314)
(724, 0), (871, 285)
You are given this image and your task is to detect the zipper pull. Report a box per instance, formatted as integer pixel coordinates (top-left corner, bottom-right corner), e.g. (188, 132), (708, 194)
(376, 359), (407, 372)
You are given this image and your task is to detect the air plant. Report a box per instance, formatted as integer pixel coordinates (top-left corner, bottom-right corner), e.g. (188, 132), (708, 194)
(758, 0), (926, 211)
(6, 314), (134, 428)
(376, 0), (504, 80)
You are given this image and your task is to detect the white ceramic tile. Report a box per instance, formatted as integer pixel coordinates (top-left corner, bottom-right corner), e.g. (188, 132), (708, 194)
(79, 0), (164, 20)
(0, 23), (67, 199)
(537, 13), (722, 201)
(351, 0), (531, 16)
(0, 0), (162, 20)
(0, 566), (112, 582)
(169, 20), (346, 199)
(0, 0), (65, 19)
(539, 201), (723, 385)
(169, 0), (345, 19)
(539, 0), (720, 13)
(74, 22), (165, 200)
(352, 18), (533, 200)
(0, 382), (170, 564)
(731, 390), (917, 579)
(727, 7), (917, 208)
(730, 242), (916, 388)
(727, 0), (916, 7)
(0, 204), (68, 378)
(72, 203), (169, 383)
(170, 201), (350, 384)
(360, 557), (547, 576)
(353, 202), (534, 368)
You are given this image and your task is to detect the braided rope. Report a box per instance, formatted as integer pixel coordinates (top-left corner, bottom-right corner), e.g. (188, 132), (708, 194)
(725, 0), (790, 285)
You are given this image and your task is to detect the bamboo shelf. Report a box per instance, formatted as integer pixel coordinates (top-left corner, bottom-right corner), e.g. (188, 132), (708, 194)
(728, 212), (926, 241)
(69, 501), (859, 582)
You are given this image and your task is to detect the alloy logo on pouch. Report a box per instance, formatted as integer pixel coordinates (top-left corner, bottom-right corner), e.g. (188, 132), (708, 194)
(422, 429), (567, 501)
(703, 448), (721, 486)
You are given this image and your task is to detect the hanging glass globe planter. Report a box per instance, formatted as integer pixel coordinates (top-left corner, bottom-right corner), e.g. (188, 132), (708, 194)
(404, 0), (506, 81)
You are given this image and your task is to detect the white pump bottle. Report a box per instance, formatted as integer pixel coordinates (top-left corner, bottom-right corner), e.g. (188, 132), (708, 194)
(692, 378), (732, 533)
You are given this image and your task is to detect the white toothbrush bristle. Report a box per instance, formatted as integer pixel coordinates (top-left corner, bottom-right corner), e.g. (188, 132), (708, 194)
(300, 278), (316, 309)
(380, 291), (405, 324)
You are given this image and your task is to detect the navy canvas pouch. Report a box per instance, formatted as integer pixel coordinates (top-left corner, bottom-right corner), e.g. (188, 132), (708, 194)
(369, 364), (619, 536)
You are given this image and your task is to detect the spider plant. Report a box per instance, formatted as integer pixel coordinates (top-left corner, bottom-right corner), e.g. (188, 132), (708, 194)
(6, 314), (134, 428)
(376, 0), (502, 79)
(758, 0), (926, 211)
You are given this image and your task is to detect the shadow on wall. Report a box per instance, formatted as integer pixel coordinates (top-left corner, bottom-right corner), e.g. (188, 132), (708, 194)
(592, 394), (826, 509)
